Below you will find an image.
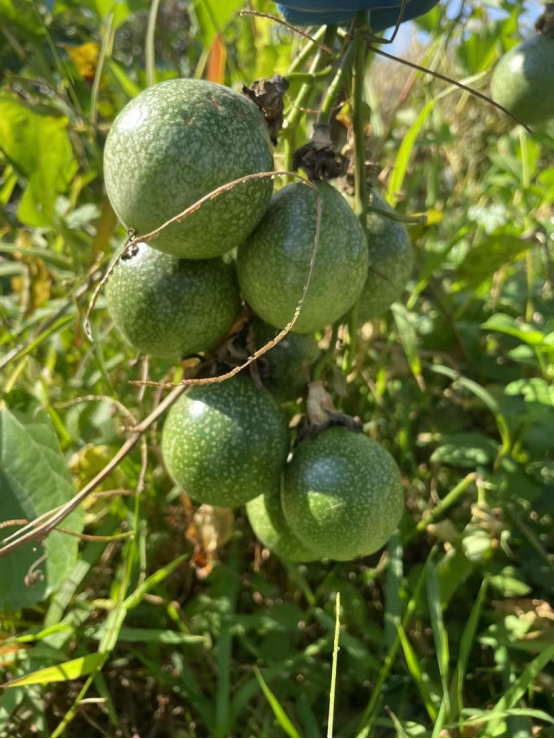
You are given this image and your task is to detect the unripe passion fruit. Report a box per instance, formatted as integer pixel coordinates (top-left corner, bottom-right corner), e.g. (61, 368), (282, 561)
(161, 376), (290, 508)
(246, 485), (320, 562)
(105, 242), (240, 358)
(237, 182), (368, 334)
(104, 79), (274, 258)
(282, 427), (404, 561)
(358, 193), (414, 320)
(491, 34), (554, 126)
(253, 321), (320, 402)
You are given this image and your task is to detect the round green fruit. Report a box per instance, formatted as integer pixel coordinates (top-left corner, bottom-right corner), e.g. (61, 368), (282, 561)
(237, 182), (368, 334)
(106, 242), (240, 358)
(253, 321), (320, 402)
(358, 193), (413, 321)
(282, 427), (404, 561)
(162, 376), (290, 507)
(246, 485), (319, 562)
(104, 79), (274, 258)
(491, 34), (554, 126)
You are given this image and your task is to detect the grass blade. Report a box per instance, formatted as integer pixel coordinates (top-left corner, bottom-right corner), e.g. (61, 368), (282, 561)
(1, 653), (104, 688)
(328, 592), (341, 739)
(397, 623), (438, 722)
(449, 577), (488, 720)
(254, 666), (301, 739)
(385, 532), (403, 649)
(427, 562), (450, 720)
(391, 304), (425, 391)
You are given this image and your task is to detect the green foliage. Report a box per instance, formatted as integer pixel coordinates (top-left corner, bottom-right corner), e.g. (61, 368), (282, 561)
(0, 406), (84, 610)
(1, 0), (554, 737)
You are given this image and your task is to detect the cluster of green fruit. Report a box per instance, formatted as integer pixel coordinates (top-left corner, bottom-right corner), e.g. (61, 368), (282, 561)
(103, 77), (408, 562)
(491, 7), (554, 127)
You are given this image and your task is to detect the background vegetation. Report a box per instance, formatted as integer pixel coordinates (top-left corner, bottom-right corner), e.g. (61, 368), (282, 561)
(0, 0), (553, 737)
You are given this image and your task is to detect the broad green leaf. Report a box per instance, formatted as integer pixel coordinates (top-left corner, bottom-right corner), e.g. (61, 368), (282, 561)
(458, 236), (530, 288)
(431, 432), (499, 469)
(193, 0), (245, 48)
(456, 23), (501, 74)
(0, 0), (44, 35)
(0, 407), (84, 610)
(482, 313), (545, 346)
(2, 653), (105, 688)
(505, 378), (554, 407)
(0, 94), (78, 227)
(391, 303), (424, 389)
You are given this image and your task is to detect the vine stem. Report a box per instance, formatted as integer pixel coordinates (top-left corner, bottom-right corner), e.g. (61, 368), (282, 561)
(344, 14), (370, 374)
(284, 25), (338, 172)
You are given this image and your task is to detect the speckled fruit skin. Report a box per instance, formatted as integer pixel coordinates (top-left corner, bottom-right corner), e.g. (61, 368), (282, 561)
(104, 79), (274, 258)
(246, 485), (319, 562)
(237, 182), (368, 334)
(161, 376), (290, 507)
(254, 321), (320, 402)
(491, 34), (554, 126)
(358, 193), (414, 321)
(282, 427), (404, 561)
(105, 242), (240, 358)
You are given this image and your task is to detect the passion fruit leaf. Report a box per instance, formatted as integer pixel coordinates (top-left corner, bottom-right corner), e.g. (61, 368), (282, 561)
(0, 407), (84, 611)
(0, 94), (78, 227)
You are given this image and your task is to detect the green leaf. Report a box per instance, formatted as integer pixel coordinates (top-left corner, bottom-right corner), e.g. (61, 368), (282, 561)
(193, 0), (244, 48)
(391, 304), (424, 389)
(486, 644), (554, 735)
(431, 432), (498, 469)
(482, 314), (545, 346)
(254, 666), (300, 739)
(0, 407), (84, 610)
(449, 578), (488, 720)
(397, 623), (438, 722)
(2, 653), (105, 688)
(0, 93), (78, 227)
(505, 379), (554, 407)
(387, 99), (435, 208)
(0, 0), (44, 35)
(123, 553), (188, 610)
(458, 236), (530, 288)
(427, 563), (450, 718)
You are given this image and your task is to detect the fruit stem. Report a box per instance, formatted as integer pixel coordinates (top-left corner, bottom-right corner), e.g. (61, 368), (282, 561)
(312, 320), (341, 382)
(344, 13), (370, 372)
(318, 38), (358, 123)
(283, 25), (338, 172)
(352, 15), (370, 225)
(287, 25), (329, 75)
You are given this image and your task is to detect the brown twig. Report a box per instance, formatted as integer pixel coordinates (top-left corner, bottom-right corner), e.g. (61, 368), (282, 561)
(369, 45), (533, 134)
(238, 10), (335, 56)
(0, 384), (186, 559)
(130, 177), (323, 389)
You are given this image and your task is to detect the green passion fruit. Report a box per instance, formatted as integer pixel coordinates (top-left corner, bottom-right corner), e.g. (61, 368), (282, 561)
(282, 427), (404, 561)
(237, 182), (368, 334)
(104, 79), (274, 258)
(106, 242), (240, 358)
(491, 33), (554, 126)
(253, 321), (320, 402)
(161, 375), (290, 508)
(246, 485), (319, 562)
(358, 193), (414, 321)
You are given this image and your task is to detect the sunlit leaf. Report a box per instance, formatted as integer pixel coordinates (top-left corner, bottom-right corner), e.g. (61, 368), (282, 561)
(0, 94), (78, 227)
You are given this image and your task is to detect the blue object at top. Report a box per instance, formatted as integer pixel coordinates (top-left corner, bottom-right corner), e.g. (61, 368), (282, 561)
(277, 0), (440, 30)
